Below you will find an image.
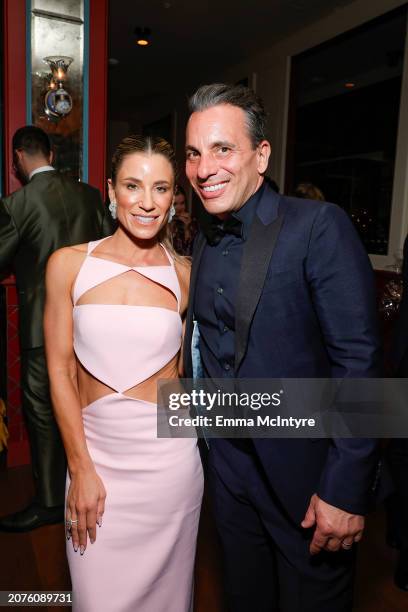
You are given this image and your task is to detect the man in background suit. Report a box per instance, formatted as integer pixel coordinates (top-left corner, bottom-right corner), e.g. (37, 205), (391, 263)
(183, 84), (381, 611)
(388, 234), (408, 590)
(0, 126), (112, 531)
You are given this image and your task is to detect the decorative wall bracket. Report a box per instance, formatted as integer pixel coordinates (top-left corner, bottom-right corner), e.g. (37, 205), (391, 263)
(43, 55), (74, 120)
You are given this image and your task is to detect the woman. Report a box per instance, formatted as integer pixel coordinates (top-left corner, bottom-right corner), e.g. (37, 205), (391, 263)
(44, 136), (204, 611)
(171, 185), (198, 256)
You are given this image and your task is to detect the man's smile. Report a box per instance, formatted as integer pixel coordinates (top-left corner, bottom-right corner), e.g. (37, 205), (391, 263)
(199, 181), (229, 197)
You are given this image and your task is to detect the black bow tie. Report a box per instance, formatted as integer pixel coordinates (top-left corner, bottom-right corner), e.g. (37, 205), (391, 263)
(204, 215), (243, 246)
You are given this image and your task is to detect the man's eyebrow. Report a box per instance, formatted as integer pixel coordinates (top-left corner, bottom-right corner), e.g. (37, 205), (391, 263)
(185, 141), (236, 152)
(211, 140), (235, 149)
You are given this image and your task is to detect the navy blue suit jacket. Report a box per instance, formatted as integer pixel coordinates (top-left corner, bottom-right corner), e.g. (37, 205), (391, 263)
(391, 235), (408, 374)
(184, 184), (382, 524)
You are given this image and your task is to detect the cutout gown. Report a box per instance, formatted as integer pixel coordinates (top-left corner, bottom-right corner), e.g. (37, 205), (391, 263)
(66, 238), (204, 612)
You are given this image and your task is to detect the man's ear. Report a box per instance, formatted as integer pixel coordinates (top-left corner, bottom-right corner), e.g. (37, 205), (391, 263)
(257, 140), (271, 174)
(15, 149), (24, 164)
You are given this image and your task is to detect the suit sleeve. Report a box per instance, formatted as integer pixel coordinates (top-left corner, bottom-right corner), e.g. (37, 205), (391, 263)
(0, 198), (19, 272)
(305, 203), (381, 514)
(403, 235), (408, 287)
(399, 234), (408, 350)
(391, 235), (408, 372)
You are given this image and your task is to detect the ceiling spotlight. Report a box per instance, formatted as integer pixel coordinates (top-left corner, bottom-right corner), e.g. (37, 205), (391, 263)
(345, 82), (355, 89)
(135, 27), (151, 46)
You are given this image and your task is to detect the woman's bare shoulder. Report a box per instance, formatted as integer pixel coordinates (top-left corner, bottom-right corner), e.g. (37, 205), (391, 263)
(46, 243), (89, 283)
(49, 243), (88, 262)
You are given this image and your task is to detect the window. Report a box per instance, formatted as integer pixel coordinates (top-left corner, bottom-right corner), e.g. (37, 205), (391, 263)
(286, 7), (407, 256)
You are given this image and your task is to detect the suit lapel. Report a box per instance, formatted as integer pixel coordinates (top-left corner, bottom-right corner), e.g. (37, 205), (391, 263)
(235, 198), (284, 372)
(183, 233), (206, 377)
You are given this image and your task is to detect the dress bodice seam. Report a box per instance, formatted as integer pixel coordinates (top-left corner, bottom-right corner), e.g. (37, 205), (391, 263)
(73, 303), (181, 318)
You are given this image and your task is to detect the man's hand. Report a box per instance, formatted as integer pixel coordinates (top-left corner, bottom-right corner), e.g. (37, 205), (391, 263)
(301, 493), (364, 555)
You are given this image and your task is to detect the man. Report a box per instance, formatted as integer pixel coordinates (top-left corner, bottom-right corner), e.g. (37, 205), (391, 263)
(0, 126), (112, 532)
(388, 234), (408, 591)
(183, 84), (381, 611)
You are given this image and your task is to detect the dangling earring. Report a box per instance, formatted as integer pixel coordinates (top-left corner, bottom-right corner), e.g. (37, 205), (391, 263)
(168, 204), (176, 222)
(109, 200), (117, 219)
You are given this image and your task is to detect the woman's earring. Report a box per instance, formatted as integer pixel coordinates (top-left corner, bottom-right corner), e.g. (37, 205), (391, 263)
(109, 200), (117, 219)
(168, 204), (176, 222)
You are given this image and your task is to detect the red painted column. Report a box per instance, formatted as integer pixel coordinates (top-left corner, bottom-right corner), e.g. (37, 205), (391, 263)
(88, 0), (108, 197)
(3, 280), (29, 467)
(3, 0), (26, 196)
(2, 0), (28, 467)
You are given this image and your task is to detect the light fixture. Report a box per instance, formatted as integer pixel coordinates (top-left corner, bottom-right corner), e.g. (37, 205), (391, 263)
(43, 56), (74, 119)
(135, 27), (151, 46)
(345, 82), (355, 89)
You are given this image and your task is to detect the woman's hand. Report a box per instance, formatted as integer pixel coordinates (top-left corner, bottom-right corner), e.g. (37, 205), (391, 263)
(66, 467), (106, 555)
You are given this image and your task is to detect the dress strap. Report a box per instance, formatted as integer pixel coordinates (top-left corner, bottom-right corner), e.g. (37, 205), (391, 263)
(159, 243), (175, 267)
(87, 236), (110, 254)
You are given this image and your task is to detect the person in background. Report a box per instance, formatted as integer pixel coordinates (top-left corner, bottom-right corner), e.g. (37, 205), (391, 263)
(295, 181), (325, 201)
(0, 126), (112, 532)
(388, 233), (408, 591)
(171, 184), (198, 255)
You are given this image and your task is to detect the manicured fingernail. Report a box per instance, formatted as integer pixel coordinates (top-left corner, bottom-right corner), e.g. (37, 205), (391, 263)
(90, 538), (95, 544)
(66, 533), (71, 541)
(80, 546), (85, 555)
(74, 544), (78, 552)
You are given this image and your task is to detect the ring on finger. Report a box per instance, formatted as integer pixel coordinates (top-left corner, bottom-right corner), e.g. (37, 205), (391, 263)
(341, 541), (353, 549)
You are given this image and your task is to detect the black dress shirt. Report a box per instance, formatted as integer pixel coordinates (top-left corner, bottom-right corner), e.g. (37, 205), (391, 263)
(194, 184), (265, 378)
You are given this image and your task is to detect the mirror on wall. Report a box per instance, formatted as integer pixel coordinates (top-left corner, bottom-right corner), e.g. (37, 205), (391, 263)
(30, 0), (85, 180)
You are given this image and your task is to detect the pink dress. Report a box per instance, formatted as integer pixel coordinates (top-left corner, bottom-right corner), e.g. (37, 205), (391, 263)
(67, 238), (204, 612)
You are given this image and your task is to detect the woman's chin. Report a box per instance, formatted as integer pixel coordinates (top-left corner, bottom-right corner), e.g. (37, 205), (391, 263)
(123, 219), (165, 241)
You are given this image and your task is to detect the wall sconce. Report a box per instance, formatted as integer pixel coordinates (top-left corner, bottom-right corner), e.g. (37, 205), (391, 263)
(43, 55), (74, 119)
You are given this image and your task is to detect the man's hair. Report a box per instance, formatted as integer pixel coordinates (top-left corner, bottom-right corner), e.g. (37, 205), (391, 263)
(188, 83), (267, 148)
(295, 182), (325, 202)
(12, 125), (51, 158)
(111, 134), (177, 185)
